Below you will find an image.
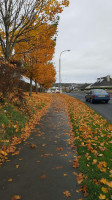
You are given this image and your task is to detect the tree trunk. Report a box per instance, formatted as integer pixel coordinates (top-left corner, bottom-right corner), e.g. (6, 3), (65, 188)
(29, 76), (32, 96)
(35, 80), (38, 94)
(41, 85), (45, 93)
(40, 85), (42, 93)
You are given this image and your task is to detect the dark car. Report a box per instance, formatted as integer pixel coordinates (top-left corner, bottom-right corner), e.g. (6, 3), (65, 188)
(85, 89), (110, 103)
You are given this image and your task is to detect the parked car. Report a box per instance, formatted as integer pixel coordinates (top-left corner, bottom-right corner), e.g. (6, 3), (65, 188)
(85, 89), (110, 103)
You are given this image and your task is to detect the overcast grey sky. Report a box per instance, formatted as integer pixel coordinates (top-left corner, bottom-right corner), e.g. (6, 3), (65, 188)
(53, 0), (112, 83)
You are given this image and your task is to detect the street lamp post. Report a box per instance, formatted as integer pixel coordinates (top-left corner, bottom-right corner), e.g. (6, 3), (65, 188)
(59, 50), (70, 93)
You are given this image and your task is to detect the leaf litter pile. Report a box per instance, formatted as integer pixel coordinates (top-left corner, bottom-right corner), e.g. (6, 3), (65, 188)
(0, 93), (52, 165)
(60, 94), (112, 200)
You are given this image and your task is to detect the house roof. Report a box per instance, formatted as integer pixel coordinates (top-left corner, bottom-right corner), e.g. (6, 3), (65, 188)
(91, 76), (112, 87)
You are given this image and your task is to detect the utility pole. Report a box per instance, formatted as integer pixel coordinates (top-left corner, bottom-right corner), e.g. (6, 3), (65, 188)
(59, 50), (70, 93)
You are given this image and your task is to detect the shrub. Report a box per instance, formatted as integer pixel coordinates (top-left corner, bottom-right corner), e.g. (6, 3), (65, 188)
(0, 59), (22, 98)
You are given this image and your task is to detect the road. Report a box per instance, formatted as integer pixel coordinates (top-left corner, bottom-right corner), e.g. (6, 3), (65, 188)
(67, 92), (112, 123)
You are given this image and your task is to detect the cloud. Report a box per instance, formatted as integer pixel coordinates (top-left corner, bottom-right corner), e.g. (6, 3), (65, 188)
(53, 0), (112, 83)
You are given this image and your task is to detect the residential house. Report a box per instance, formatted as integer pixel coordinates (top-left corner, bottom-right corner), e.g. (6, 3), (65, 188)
(85, 75), (112, 90)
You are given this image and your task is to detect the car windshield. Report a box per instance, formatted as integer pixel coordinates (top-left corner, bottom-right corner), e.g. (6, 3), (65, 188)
(93, 89), (106, 93)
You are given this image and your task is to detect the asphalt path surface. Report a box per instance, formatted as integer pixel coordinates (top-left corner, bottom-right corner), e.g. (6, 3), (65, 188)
(67, 92), (112, 123)
(0, 95), (83, 200)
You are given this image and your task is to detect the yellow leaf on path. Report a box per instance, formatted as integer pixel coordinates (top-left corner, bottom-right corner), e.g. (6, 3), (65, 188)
(63, 174), (67, 176)
(76, 189), (80, 193)
(16, 165), (19, 168)
(0, 140), (9, 143)
(19, 158), (23, 161)
(0, 150), (7, 156)
(40, 175), (46, 179)
(11, 195), (21, 200)
(57, 147), (63, 151)
(63, 190), (71, 197)
(77, 173), (84, 184)
(12, 151), (19, 156)
(42, 153), (52, 157)
(82, 185), (87, 193)
(73, 172), (77, 176)
(73, 157), (79, 168)
(8, 178), (13, 182)
(42, 144), (46, 147)
(30, 144), (36, 149)
(99, 194), (106, 199)
(56, 166), (62, 170)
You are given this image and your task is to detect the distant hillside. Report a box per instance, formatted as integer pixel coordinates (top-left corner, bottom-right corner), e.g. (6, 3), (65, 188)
(53, 83), (91, 90)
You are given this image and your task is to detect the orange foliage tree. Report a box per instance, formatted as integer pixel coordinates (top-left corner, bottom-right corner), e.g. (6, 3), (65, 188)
(36, 63), (56, 91)
(0, 0), (69, 98)
(14, 22), (57, 96)
(0, 0), (69, 61)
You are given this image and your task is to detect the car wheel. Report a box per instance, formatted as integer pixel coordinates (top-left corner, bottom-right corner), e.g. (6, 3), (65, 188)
(105, 100), (108, 103)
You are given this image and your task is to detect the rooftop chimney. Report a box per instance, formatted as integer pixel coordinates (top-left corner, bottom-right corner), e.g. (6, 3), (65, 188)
(106, 75), (110, 82)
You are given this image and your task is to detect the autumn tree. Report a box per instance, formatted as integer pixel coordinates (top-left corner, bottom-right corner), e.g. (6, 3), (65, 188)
(36, 63), (56, 91)
(0, 0), (69, 61)
(14, 22), (57, 96)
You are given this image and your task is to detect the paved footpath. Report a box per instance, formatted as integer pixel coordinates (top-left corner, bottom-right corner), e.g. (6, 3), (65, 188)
(0, 96), (84, 200)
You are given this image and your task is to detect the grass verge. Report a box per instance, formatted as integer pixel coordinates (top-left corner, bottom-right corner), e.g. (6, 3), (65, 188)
(61, 94), (112, 200)
(0, 92), (52, 165)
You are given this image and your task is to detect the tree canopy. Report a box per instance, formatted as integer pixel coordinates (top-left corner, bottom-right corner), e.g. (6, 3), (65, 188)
(0, 0), (69, 60)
